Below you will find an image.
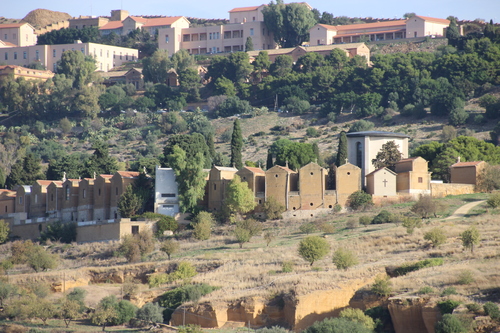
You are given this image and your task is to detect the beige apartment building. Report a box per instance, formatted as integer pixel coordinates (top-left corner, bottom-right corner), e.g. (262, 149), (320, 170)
(1, 41), (138, 72)
(158, 5), (276, 55)
(0, 23), (37, 47)
(0, 65), (54, 81)
(309, 15), (450, 45)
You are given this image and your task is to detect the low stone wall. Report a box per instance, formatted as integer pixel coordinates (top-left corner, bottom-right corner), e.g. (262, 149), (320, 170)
(282, 208), (334, 220)
(431, 183), (475, 198)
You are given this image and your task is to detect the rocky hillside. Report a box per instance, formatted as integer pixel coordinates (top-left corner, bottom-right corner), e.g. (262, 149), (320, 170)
(22, 8), (71, 28)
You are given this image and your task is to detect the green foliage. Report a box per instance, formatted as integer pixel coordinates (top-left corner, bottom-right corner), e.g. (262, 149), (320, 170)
(159, 284), (216, 321)
(299, 222), (317, 234)
(371, 141), (402, 171)
(60, 299), (83, 328)
(483, 302), (500, 320)
(26, 245), (59, 272)
(435, 314), (467, 333)
(393, 258), (444, 276)
(339, 308), (375, 330)
(66, 287), (87, 312)
(283, 96), (310, 114)
(84, 140), (118, 178)
(230, 119), (243, 169)
(441, 287), (458, 296)
(118, 230), (155, 263)
(298, 236), (330, 266)
(263, 196), (286, 220)
(349, 120), (375, 133)
(160, 239), (179, 260)
(117, 184), (142, 218)
(402, 217), (422, 235)
(192, 211), (214, 241)
(179, 324), (205, 333)
(306, 127), (320, 137)
(40, 221), (76, 244)
(438, 300), (462, 314)
(155, 215), (178, 237)
(0, 219), (9, 244)
(465, 303), (482, 314)
(364, 306), (392, 333)
(424, 228), (447, 248)
(460, 226), (480, 253)
(418, 286), (435, 295)
(282, 261), (294, 273)
(371, 210), (394, 224)
(457, 270), (475, 285)
(256, 326), (291, 333)
(5, 153), (43, 189)
(347, 191), (373, 211)
(225, 175), (257, 216)
(332, 248), (358, 270)
(487, 192), (500, 208)
(371, 275), (392, 297)
(359, 216), (372, 226)
(411, 195), (446, 218)
(303, 317), (373, 333)
(336, 131), (348, 167)
(234, 218), (262, 248)
(0, 282), (17, 307)
(270, 138), (317, 170)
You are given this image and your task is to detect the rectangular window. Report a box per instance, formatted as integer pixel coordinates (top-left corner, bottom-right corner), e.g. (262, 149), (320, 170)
(3, 34), (6, 40)
(165, 35), (169, 43)
(23, 51), (27, 59)
(19, 197), (23, 204)
(250, 28), (254, 36)
(418, 177), (423, 183)
(53, 49), (56, 57)
(162, 205), (174, 208)
(35, 50), (39, 60)
(83, 189), (86, 198)
(81, 47), (84, 53)
(131, 225), (139, 234)
(13, 52), (17, 59)
(161, 193), (176, 197)
(4, 52), (7, 60)
(34, 195), (38, 204)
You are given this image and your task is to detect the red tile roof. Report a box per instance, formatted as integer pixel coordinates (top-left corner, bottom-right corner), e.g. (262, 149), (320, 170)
(0, 23), (28, 28)
(243, 166), (265, 174)
(99, 21), (123, 30)
(395, 157), (419, 163)
(451, 161), (484, 168)
(100, 174), (114, 179)
(414, 15), (450, 25)
(229, 5), (262, 13)
(143, 17), (184, 27)
(0, 40), (17, 47)
(36, 180), (55, 186)
(117, 171), (140, 178)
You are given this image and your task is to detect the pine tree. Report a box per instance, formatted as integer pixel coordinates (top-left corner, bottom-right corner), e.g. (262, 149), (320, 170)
(245, 37), (254, 51)
(230, 119), (243, 169)
(266, 150), (274, 170)
(118, 184), (141, 218)
(84, 141), (118, 178)
(372, 141), (402, 171)
(5, 154), (43, 189)
(336, 131), (348, 167)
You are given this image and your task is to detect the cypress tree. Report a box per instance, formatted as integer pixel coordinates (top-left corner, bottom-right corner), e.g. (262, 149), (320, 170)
(336, 131), (348, 167)
(245, 37), (254, 52)
(312, 142), (320, 163)
(266, 150), (274, 170)
(230, 119), (243, 169)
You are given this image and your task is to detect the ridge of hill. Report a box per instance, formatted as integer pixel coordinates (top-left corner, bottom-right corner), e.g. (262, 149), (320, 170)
(21, 8), (71, 28)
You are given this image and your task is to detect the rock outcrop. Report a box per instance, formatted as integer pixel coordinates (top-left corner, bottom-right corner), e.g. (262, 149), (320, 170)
(388, 297), (440, 333)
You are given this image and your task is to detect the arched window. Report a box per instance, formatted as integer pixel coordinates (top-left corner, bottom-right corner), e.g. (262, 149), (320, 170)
(65, 185), (70, 200)
(356, 142), (363, 168)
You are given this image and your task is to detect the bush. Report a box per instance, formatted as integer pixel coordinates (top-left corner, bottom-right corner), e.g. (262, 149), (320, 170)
(339, 308), (375, 330)
(371, 210), (393, 224)
(299, 222), (317, 234)
(364, 306), (392, 333)
(306, 127), (320, 137)
(298, 236), (330, 266)
(192, 212), (214, 241)
(371, 275), (392, 297)
(457, 270), (475, 285)
(40, 221), (77, 244)
(460, 226), (480, 253)
(303, 317), (373, 333)
(418, 286), (435, 295)
(483, 302), (500, 320)
(465, 303), (482, 314)
(263, 196), (286, 220)
(411, 195), (446, 218)
(438, 300), (461, 314)
(148, 261), (197, 287)
(401, 217), (422, 235)
(487, 192), (500, 208)
(332, 248), (358, 270)
(441, 287), (458, 296)
(160, 239), (179, 260)
(282, 261), (294, 273)
(349, 120), (375, 133)
(155, 216), (178, 237)
(359, 216), (372, 226)
(118, 230), (155, 263)
(347, 191), (373, 211)
(424, 228), (447, 247)
(435, 314), (467, 333)
(393, 258), (444, 276)
(136, 302), (165, 325)
(159, 284), (217, 322)
(256, 326), (291, 333)
(27, 245), (59, 272)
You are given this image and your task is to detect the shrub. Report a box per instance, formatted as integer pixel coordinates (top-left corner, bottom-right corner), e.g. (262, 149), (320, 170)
(192, 212), (213, 241)
(256, 326), (291, 333)
(424, 228), (447, 247)
(40, 221), (77, 244)
(411, 195), (446, 218)
(349, 120), (375, 133)
(118, 230), (155, 263)
(298, 236), (330, 266)
(457, 270), (475, 285)
(393, 258), (444, 276)
(339, 308), (375, 330)
(401, 217), (422, 235)
(487, 192), (500, 208)
(435, 314), (467, 333)
(26, 245), (59, 272)
(483, 302), (500, 320)
(345, 219), (359, 229)
(306, 127), (320, 137)
(364, 306), (392, 333)
(460, 226), (480, 253)
(282, 261), (294, 273)
(155, 216), (178, 237)
(371, 275), (392, 297)
(159, 284), (217, 322)
(136, 302), (165, 325)
(299, 222), (317, 234)
(179, 325), (204, 333)
(465, 303), (482, 314)
(371, 210), (393, 224)
(263, 196), (286, 220)
(441, 287), (458, 296)
(303, 317), (373, 333)
(160, 239), (179, 260)
(347, 191), (373, 211)
(359, 216), (372, 226)
(437, 300), (461, 314)
(418, 286), (435, 295)
(148, 262), (197, 287)
(332, 248), (358, 270)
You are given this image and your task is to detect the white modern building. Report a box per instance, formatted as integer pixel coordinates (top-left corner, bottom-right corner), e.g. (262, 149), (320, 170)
(154, 166), (180, 217)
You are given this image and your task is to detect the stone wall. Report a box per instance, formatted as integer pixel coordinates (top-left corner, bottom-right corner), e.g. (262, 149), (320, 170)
(430, 183), (475, 198)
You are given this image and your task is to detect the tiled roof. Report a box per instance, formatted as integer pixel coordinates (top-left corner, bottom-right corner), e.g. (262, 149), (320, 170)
(214, 166), (238, 172)
(0, 23), (27, 28)
(142, 16), (184, 27)
(229, 6), (262, 13)
(414, 15), (450, 25)
(0, 40), (17, 47)
(117, 171), (140, 178)
(36, 180), (55, 186)
(318, 20), (406, 31)
(335, 28), (406, 37)
(451, 161), (484, 168)
(272, 165), (296, 173)
(99, 21), (123, 30)
(243, 166), (265, 174)
(99, 174), (114, 179)
(366, 167), (397, 177)
(346, 131), (410, 138)
(395, 157), (419, 163)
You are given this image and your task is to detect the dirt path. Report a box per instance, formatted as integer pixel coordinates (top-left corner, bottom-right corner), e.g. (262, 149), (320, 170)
(444, 200), (486, 220)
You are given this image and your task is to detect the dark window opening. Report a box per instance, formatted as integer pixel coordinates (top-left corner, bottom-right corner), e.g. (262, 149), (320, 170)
(418, 177), (423, 183)
(213, 184), (216, 190)
(161, 193), (176, 197)
(328, 205), (332, 208)
(310, 203), (313, 206)
(310, 172), (314, 175)
(131, 225), (139, 234)
(356, 142), (363, 168)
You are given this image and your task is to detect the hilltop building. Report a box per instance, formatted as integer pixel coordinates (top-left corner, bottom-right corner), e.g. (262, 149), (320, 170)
(450, 158), (487, 185)
(0, 65), (54, 81)
(0, 23), (37, 47)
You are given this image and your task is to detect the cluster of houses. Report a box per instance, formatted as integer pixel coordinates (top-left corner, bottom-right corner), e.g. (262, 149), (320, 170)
(0, 3), (456, 79)
(0, 131), (485, 242)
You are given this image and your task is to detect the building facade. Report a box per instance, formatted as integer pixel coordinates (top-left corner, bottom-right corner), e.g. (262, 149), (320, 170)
(0, 23), (37, 47)
(154, 167), (180, 217)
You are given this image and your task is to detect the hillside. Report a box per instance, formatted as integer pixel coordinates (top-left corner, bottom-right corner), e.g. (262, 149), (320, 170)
(21, 8), (71, 28)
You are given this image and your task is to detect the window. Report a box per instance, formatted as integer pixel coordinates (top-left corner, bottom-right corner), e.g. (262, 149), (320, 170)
(66, 185), (70, 200)
(19, 196), (23, 204)
(252, 17), (256, 21)
(3, 34), (6, 40)
(81, 47), (85, 53)
(13, 52), (17, 59)
(83, 189), (86, 198)
(213, 184), (217, 190)
(115, 187), (118, 195)
(53, 49), (56, 57)
(131, 225), (139, 234)
(356, 142), (363, 168)
(120, 52), (122, 60)
(4, 206), (7, 213)
(250, 28), (254, 36)
(34, 194), (37, 204)
(35, 50), (39, 60)
(107, 50), (109, 58)
(418, 177), (423, 183)
(162, 205), (174, 208)
(51, 194), (54, 201)
(165, 35), (169, 43)
(161, 193), (176, 197)
(4, 52), (7, 60)
(23, 51), (27, 59)
(98, 188), (101, 196)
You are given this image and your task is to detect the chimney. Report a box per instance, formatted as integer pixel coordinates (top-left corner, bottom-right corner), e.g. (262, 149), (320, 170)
(457, 156), (461, 163)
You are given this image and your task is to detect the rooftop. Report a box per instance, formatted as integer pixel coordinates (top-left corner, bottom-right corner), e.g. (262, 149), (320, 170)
(346, 131), (410, 138)
(451, 161), (485, 168)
